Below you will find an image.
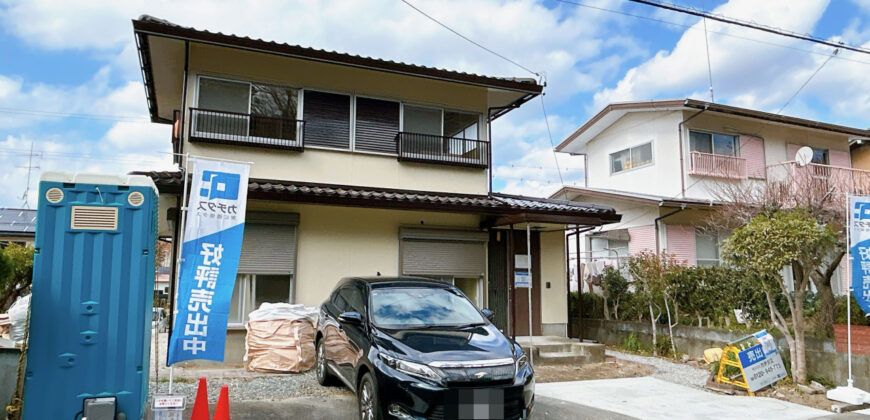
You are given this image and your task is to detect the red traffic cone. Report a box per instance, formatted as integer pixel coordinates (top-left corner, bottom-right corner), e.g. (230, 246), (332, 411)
(214, 385), (230, 420)
(191, 377), (210, 420)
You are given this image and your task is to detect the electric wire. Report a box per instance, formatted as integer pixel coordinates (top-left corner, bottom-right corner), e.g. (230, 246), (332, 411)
(625, 0), (870, 56)
(777, 49), (839, 114)
(539, 94), (568, 198)
(0, 107), (150, 122)
(552, 0), (870, 67)
(399, 0), (540, 77)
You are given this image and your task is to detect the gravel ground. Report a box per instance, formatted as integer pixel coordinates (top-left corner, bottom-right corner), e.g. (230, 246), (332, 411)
(605, 349), (710, 389)
(148, 369), (351, 404)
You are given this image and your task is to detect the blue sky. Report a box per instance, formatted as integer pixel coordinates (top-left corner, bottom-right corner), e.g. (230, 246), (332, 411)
(1, 0), (868, 207)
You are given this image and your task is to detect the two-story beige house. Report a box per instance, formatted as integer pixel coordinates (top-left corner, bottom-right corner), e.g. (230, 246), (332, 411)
(553, 99), (870, 291)
(130, 16), (620, 362)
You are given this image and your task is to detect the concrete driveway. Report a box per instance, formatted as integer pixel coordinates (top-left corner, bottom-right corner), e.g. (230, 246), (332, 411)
(172, 393), (631, 419)
(536, 377), (831, 420)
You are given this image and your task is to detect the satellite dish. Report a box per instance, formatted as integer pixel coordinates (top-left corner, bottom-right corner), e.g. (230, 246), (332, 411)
(795, 146), (814, 167)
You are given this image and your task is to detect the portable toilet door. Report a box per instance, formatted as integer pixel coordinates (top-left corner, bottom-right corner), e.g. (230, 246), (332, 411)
(23, 172), (158, 420)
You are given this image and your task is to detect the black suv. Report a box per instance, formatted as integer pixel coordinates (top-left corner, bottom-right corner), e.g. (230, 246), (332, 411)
(315, 277), (534, 420)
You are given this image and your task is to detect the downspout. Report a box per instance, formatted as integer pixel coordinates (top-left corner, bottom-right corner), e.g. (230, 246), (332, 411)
(654, 204), (686, 254)
(678, 105), (708, 198)
(177, 40), (190, 164)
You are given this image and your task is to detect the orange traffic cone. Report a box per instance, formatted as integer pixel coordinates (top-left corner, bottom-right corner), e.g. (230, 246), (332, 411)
(190, 377), (210, 420)
(214, 385), (230, 420)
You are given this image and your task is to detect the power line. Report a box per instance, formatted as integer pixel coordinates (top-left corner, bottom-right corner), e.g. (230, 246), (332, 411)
(625, 0), (869, 56)
(399, 0), (540, 78)
(702, 15), (714, 102)
(777, 49), (839, 114)
(0, 107), (150, 122)
(539, 95), (567, 195)
(552, 0), (870, 67)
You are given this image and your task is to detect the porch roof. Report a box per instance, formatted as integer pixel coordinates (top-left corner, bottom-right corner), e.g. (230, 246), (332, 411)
(550, 186), (722, 209)
(135, 171), (621, 227)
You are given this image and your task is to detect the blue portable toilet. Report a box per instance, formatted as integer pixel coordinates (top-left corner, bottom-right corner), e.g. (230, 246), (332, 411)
(23, 172), (158, 420)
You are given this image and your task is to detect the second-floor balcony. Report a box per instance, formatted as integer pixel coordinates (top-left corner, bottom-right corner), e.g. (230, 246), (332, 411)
(688, 151), (747, 180)
(188, 108), (305, 151)
(767, 161), (870, 196)
(396, 132), (489, 168)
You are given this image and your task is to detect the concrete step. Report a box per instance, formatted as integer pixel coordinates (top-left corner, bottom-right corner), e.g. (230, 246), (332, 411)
(536, 351), (591, 365)
(520, 340), (606, 365)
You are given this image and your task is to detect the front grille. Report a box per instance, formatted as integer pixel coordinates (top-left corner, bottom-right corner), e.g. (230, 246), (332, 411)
(438, 364), (515, 385)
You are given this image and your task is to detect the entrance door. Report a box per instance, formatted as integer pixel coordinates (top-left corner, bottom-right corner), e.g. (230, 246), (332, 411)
(512, 230), (541, 336)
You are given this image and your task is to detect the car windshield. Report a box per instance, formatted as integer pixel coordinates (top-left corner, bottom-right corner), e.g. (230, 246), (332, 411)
(370, 287), (485, 328)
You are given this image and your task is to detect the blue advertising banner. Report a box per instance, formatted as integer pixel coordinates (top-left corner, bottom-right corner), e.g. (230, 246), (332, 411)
(848, 196), (870, 314)
(168, 158), (250, 364)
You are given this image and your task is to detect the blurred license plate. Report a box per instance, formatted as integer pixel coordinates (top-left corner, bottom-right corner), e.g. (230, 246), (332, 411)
(446, 388), (505, 420)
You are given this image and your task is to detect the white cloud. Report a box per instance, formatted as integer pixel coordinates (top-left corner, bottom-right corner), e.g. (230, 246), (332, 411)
(592, 0), (834, 111)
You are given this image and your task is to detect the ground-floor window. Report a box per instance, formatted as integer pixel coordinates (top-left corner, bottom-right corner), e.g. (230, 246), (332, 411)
(695, 230), (721, 267)
(228, 274), (294, 325)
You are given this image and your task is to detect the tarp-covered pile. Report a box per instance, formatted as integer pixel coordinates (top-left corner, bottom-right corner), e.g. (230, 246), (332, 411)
(244, 303), (319, 373)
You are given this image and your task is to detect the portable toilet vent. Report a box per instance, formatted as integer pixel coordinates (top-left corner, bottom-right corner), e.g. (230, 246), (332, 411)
(23, 172), (159, 420)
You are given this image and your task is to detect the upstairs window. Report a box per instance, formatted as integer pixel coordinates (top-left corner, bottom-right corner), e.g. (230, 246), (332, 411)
(355, 97), (400, 154)
(811, 147), (829, 165)
(610, 142), (653, 173)
(194, 77), (300, 142)
(690, 131), (737, 156)
(303, 90), (351, 149)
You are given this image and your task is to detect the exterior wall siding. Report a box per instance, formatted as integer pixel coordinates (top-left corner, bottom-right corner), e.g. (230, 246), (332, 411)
(665, 225), (696, 266)
(540, 231), (568, 326)
(739, 135), (765, 179)
(628, 225), (656, 255)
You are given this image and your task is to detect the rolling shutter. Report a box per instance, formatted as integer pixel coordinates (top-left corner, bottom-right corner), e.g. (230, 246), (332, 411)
(303, 90), (350, 149)
(238, 212), (299, 275)
(355, 97), (399, 153)
(400, 228), (487, 278)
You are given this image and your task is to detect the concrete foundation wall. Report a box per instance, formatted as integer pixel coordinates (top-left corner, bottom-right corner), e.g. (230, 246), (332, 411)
(585, 318), (870, 389)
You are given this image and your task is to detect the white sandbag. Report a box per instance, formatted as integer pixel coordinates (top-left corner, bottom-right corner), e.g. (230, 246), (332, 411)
(247, 302), (319, 323)
(8, 294), (30, 345)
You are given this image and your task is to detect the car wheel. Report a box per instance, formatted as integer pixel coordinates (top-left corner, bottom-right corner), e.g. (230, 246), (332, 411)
(357, 372), (381, 420)
(315, 339), (336, 386)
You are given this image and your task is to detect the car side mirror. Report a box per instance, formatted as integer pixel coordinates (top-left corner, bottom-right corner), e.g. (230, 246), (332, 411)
(481, 308), (495, 321)
(338, 311), (364, 325)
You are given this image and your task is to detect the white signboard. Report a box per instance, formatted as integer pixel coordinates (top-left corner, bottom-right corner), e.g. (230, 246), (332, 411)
(514, 270), (531, 288)
(152, 395), (185, 420)
(738, 331), (787, 392)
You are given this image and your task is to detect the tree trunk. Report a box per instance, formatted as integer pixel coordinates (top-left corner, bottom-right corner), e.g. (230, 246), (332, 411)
(649, 303), (658, 356)
(663, 296), (677, 357)
(697, 314), (703, 327)
(814, 278), (836, 337)
(603, 296), (612, 321)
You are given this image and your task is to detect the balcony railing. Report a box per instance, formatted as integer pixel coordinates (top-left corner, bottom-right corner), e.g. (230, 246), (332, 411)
(767, 161), (870, 197)
(396, 132), (489, 168)
(188, 107), (304, 151)
(688, 151), (747, 179)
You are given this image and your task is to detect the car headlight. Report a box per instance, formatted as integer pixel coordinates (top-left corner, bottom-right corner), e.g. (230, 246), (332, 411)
(379, 353), (441, 381)
(515, 353), (528, 371)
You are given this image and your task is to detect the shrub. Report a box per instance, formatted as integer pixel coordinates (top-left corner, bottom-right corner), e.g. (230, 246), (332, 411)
(623, 332), (642, 353)
(834, 295), (869, 326)
(655, 334), (673, 358)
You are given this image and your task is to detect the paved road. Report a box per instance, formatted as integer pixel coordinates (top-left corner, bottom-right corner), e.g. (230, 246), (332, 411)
(169, 394), (632, 419)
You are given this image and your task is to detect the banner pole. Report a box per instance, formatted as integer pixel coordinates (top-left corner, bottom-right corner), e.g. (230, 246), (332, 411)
(168, 154), (192, 393)
(845, 194), (854, 387)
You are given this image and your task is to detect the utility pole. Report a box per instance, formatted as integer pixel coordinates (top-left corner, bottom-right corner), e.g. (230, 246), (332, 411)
(16, 140), (41, 208)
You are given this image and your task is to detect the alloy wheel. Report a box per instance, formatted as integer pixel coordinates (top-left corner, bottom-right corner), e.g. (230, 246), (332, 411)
(316, 341), (326, 382)
(359, 376), (374, 420)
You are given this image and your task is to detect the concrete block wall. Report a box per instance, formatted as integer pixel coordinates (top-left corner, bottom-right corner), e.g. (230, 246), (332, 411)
(585, 319), (870, 389)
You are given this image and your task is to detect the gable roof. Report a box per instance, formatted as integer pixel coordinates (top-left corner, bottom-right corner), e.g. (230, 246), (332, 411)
(556, 98), (870, 154)
(133, 15), (543, 124)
